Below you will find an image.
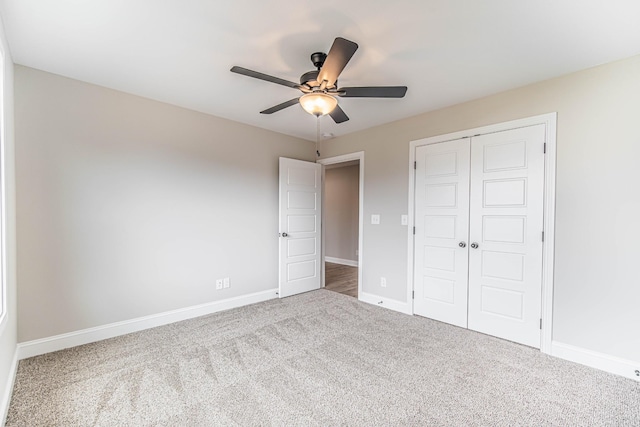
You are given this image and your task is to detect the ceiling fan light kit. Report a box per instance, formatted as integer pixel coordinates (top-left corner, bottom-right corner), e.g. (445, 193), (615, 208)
(231, 37), (408, 124)
(299, 92), (338, 116)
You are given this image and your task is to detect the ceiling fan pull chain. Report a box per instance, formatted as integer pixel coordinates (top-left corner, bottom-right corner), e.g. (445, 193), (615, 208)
(316, 116), (321, 157)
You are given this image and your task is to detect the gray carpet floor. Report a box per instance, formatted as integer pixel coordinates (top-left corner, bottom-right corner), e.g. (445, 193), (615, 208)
(6, 289), (640, 426)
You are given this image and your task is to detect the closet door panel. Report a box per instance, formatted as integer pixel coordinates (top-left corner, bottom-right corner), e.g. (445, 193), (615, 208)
(467, 125), (546, 347)
(413, 139), (470, 327)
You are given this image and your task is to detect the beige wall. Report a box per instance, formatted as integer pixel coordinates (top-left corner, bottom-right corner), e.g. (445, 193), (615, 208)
(0, 20), (17, 419)
(325, 164), (359, 262)
(319, 55), (640, 362)
(15, 66), (314, 342)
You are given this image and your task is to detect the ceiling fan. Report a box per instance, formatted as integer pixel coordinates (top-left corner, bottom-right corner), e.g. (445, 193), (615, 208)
(230, 37), (407, 123)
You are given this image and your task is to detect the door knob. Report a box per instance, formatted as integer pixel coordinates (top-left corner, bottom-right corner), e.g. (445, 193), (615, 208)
(458, 242), (466, 248)
(470, 242), (479, 249)
(281, 232), (289, 237)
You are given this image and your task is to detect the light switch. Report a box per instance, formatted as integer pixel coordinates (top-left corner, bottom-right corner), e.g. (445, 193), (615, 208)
(401, 215), (408, 226)
(371, 214), (380, 225)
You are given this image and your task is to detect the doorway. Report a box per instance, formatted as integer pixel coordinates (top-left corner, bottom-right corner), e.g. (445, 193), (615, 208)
(317, 152), (364, 299)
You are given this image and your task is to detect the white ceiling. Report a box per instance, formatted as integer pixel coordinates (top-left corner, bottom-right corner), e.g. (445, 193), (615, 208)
(2, 0), (640, 141)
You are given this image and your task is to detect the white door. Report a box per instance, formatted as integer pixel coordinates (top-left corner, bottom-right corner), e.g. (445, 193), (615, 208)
(413, 139), (471, 328)
(279, 158), (322, 298)
(467, 124), (546, 347)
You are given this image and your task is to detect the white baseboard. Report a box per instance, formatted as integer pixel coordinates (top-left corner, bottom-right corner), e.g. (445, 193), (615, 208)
(551, 341), (640, 381)
(17, 288), (278, 360)
(359, 291), (412, 315)
(325, 256), (358, 267)
(1, 349), (18, 425)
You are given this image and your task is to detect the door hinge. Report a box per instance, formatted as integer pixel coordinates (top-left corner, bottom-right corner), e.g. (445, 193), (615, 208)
(544, 143), (547, 154)
(540, 318), (543, 330)
(413, 226), (416, 235)
(414, 161), (417, 170)
(412, 290), (415, 299)
(542, 231), (545, 242)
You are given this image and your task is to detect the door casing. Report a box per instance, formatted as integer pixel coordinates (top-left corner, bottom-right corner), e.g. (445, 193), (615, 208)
(407, 113), (557, 354)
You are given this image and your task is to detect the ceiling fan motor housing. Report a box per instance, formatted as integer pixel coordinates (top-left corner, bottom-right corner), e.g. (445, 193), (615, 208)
(301, 52), (338, 89)
(300, 70), (338, 90)
(300, 70), (320, 87)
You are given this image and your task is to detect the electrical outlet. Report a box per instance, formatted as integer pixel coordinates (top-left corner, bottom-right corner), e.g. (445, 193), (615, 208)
(371, 214), (380, 225)
(223, 277), (230, 288)
(355, 249), (359, 256)
(380, 277), (387, 287)
(401, 215), (408, 226)
(215, 279), (223, 290)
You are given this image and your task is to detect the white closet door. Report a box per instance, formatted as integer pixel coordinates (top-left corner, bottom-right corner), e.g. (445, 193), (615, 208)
(467, 125), (546, 347)
(413, 139), (470, 328)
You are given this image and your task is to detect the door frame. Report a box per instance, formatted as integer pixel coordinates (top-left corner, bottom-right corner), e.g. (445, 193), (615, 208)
(317, 151), (364, 300)
(407, 113), (557, 354)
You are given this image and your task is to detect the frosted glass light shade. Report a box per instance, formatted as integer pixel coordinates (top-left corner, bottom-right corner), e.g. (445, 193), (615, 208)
(299, 93), (338, 116)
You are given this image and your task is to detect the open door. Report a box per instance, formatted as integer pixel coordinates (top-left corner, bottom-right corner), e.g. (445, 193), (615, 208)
(279, 157), (322, 298)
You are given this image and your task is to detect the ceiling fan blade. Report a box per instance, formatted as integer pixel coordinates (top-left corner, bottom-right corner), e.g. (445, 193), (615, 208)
(317, 37), (358, 87)
(231, 66), (300, 89)
(339, 86), (408, 98)
(260, 98), (300, 114)
(329, 104), (349, 124)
